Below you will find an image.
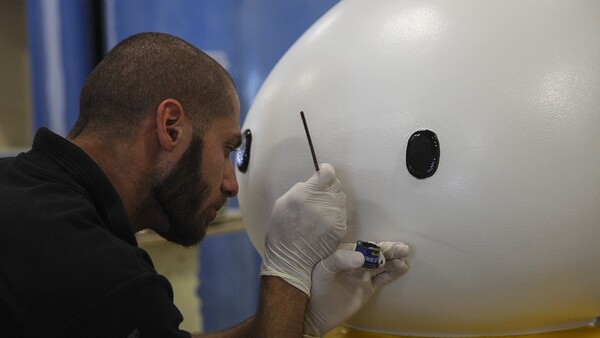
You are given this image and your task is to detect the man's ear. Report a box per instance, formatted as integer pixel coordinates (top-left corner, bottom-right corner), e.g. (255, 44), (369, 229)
(156, 99), (186, 151)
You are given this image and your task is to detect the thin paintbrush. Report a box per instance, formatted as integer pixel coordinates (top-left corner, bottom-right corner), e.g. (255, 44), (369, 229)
(300, 111), (319, 172)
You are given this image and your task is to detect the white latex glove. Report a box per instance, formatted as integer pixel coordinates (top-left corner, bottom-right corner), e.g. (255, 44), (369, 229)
(304, 241), (410, 337)
(260, 163), (347, 295)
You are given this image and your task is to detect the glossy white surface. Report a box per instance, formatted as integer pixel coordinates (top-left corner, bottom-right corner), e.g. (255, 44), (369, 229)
(237, 0), (600, 336)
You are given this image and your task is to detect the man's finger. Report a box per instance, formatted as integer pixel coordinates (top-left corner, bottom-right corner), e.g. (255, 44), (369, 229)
(305, 163), (339, 192)
(378, 241), (410, 259)
(321, 250), (365, 274)
(372, 260), (409, 290)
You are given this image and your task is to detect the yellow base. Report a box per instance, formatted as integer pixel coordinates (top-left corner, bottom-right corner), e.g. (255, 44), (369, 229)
(325, 325), (600, 338)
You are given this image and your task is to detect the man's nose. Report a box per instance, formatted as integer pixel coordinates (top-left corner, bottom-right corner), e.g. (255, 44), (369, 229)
(221, 158), (239, 197)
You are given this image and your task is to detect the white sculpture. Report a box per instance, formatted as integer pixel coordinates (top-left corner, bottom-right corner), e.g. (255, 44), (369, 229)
(237, 0), (600, 336)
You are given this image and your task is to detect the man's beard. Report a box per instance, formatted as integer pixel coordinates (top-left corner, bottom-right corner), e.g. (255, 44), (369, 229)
(135, 135), (225, 247)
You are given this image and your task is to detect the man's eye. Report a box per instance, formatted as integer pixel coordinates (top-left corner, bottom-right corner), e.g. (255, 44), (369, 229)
(226, 146), (238, 155)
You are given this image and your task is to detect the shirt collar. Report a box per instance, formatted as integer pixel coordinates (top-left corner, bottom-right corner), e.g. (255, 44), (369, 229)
(32, 127), (138, 247)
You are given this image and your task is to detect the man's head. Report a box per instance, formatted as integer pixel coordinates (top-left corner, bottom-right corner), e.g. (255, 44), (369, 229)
(71, 32), (241, 246)
(72, 32), (235, 140)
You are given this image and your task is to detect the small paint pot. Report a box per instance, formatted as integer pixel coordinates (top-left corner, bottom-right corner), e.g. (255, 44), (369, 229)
(355, 240), (383, 269)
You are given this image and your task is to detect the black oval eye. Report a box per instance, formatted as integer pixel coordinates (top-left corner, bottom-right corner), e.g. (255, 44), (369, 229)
(236, 129), (252, 173)
(406, 130), (440, 179)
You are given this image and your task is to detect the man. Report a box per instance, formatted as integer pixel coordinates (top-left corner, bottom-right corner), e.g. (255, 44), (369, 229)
(0, 32), (409, 337)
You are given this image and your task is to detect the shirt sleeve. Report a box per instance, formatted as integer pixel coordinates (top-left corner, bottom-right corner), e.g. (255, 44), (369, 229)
(53, 273), (192, 338)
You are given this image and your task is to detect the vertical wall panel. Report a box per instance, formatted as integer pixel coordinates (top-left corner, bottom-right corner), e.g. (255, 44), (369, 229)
(198, 231), (262, 332)
(26, 0), (96, 136)
(0, 0), (32, 153)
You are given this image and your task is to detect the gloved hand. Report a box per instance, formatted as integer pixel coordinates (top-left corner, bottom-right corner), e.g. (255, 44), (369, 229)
(260, 163), (347, 296)
(304, 241), (410, 337)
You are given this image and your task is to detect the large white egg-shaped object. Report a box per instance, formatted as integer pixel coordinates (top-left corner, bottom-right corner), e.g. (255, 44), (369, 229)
(236, 0), (600, 336)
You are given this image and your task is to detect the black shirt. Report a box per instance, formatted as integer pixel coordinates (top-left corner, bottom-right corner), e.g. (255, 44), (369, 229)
(0, 128), (191, 338)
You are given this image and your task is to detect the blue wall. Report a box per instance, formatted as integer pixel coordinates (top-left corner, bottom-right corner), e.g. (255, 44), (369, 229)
(27, 0), (97, 135)
(101, 0), (339, 143)
(27, 0), (339, 333)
